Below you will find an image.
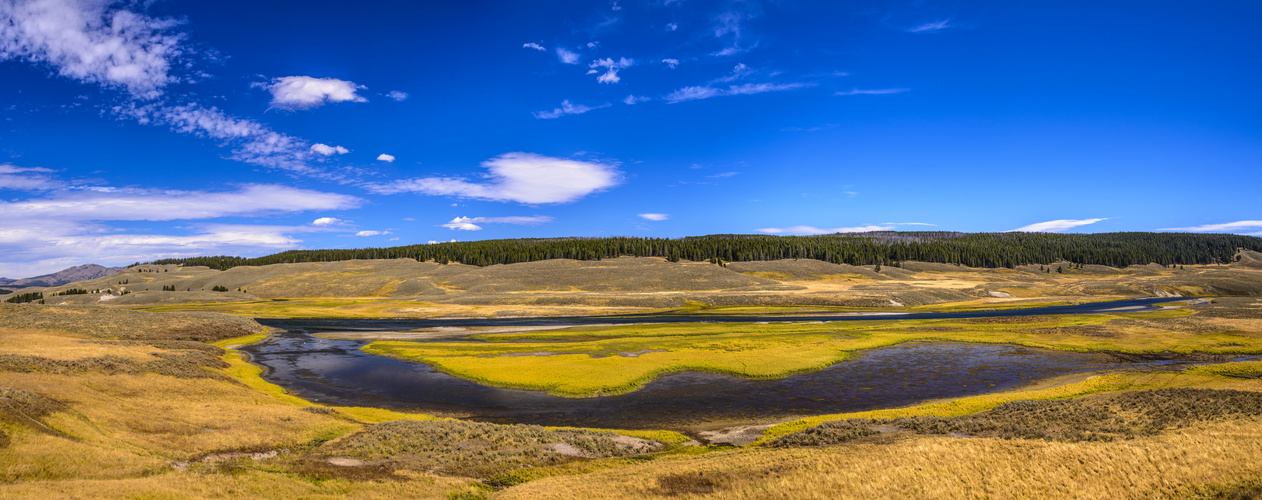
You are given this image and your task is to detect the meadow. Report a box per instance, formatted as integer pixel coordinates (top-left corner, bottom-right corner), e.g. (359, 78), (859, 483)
(1, 256), (1261, 498)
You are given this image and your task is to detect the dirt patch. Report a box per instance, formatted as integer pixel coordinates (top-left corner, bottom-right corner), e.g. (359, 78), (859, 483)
(698, 424), (774, 446)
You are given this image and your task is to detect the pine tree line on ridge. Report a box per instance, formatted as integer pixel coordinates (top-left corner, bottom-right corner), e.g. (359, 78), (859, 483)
(148, 232), (1261, 271)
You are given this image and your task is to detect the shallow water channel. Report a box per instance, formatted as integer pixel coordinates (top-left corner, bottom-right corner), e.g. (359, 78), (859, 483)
(245, 298), (1219, 432)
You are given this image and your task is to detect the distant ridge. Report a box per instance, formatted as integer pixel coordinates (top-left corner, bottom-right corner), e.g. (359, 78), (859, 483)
(0, 264), (124, 289)
(150, 232), (1262, 270)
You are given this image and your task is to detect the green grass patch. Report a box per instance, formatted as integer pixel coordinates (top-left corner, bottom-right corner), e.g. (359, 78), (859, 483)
(364, 309), (1262, 398)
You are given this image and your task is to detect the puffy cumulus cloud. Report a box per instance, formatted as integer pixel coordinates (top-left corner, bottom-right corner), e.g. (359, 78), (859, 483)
(439, 215), (554, 230)
(589, 57), (633, 84)
(522, 42), (545, 51)
(533, 99), (610, 119)
(665, 82), (812, 103)
(310, 143), (349, 156)
(0, 184), (362, 277)
(386, 90), (409, 101)
(0, 0), (188, 99)
(757, 225), (894, 235)
(638, 213), (668, 221)
(261, 76), (367, 110)
(1008, 218), (1107, 233)
(365, 153), (621, 205)
(0, 164), (61, 191)
(1160, 221), (1262, 233)
(661, 58), (679, 69)
(376, 153), (396, 162)
(311, 217), (346, 226)
(355, 230), (389, 237)
(555, 47), (580, 64)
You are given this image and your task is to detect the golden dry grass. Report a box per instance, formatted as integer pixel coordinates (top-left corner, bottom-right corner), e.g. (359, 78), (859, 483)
(496, 418), (1262, 499)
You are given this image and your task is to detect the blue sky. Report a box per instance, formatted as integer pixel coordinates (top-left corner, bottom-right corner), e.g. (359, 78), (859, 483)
(1, 0), (1259, 277)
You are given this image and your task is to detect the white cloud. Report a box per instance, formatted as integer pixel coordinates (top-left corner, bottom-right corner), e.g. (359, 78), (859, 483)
(708, 171), (738, 178)
(312, 217), (345, 226)
(365, 152), (621, 204)
(310, 143), (349, 156)
(0, 184), (360, 221)
(377, 154), (396, 162)
(261, 76), (367, 110)
(0, 0), (187, 99)
(589, 57), (633, 84)
(714, 63), (753, 83)
(1008, 218), (1107, 233)
(556, 47), (580, 64)
(0, 184), (362, 277)
(116, 102), (322, 176)
(533, 99), (610, 119)
(439, 215), (553, 231)
(666, 23), (678, 31)
(665, 82), (813, 103)
(638, 213), (669, 221)
(0, 163), (61, 191)
(908, 20), (952, 33)
(355, 230), (389, 237)
(757, 225), (895, 235)
(835, 88), (909, 96)
(661, 58), (679, 69)
(386, 90), (409, 101)
(1160, 221), (1262, 233)
(1, 1), (350, 180)
(522, 42), (546, 51)
(623, 95), (651, 105)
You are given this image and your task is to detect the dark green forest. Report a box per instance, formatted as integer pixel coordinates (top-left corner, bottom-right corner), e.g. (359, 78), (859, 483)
(148, 232), (1262, 271)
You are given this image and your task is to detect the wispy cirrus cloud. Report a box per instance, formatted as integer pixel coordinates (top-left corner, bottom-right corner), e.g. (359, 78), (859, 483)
(0, 164), (61, 191)
(757, 225), (894, 235)
(364, 153), (621, 205)
(835, 88), (909, 96)
(258, 76), (368, 110)
(665, 82), (814, 103)
(533, 99), (610, 119)
(522, 42), (546, 51)
(439, 215), (555, 231)
(1160, 221), (1262, 233)
(638, 213), (669, 221)
(1008, 218), (1107, 233)
(908, 20), (952, 33)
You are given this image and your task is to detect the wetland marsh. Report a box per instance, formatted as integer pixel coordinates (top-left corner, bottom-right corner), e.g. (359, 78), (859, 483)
(247, 297), (1248, 433)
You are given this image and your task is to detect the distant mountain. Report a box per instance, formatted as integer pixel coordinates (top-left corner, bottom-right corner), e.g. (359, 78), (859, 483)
(0, 264), (124, 288)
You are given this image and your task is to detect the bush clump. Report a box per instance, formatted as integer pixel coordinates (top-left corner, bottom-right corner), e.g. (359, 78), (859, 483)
(771, 388), (1262, 447)
(328, 419), (660, 478)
